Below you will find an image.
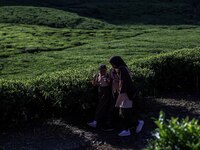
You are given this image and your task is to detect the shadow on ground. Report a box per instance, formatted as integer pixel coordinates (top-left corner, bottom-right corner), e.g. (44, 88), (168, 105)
(0, 92), (199, 150)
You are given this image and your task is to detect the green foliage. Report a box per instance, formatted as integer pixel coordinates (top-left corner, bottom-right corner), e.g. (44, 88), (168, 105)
(1, 23), (200, 80)
(0, 6), (108, 29)
(0, 80), (32, 123)
(1, 0), (200, 125)
(131, 48), (200, 93)
(147, 111), (200, 150)
(1, 0), (199, 25)
(1, 48), (200, 124)
(0, 69), (97, 124)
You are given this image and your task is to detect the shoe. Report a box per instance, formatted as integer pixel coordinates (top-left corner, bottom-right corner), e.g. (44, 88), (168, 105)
(87, 120), (97, 128)
(118, 129), (131, 136)
(136, 120), (144, 133)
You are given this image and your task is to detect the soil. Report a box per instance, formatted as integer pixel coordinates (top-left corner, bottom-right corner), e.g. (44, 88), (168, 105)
(0, 92), (199, 150)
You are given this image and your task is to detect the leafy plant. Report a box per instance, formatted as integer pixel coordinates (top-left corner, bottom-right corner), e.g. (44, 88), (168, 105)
(131, 48), (200, 94)
(147, 111), (200, 150)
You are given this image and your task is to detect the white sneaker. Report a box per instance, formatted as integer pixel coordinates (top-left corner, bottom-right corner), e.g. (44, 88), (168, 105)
(87, 120), (97, 128)
(136, 120), (144, 133)
(118, 129), (131, 136)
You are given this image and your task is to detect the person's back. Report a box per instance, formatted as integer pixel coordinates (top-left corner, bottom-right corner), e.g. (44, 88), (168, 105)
(109, 56), (144, 136)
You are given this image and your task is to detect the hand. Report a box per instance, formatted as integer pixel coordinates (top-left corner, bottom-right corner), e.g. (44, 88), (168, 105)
(91, 79), (97, 86)
(106, 78), (111, 83)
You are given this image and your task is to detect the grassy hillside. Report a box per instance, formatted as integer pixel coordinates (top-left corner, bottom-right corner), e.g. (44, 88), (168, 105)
(1, 23), (200, 79)
(1, 0), (200, 25)
(0, 6), (108, 29)
(0, 0), (200, 127)
(0, 0), (200, 80)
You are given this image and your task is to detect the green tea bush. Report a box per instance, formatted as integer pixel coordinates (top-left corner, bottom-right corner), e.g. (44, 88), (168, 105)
(1, 48), (200, 124)
(0, 69), (97, 124)
(131, 48), (200, 94)
(147, 112), (200, 150)
(0, 80), (32, 123)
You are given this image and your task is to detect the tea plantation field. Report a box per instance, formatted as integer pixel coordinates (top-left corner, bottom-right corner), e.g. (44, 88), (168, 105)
(0, 1), (200, 120)
(1, 19), (200, 80)
(0, 1), (200, 149)
(0, 0), (200, 80)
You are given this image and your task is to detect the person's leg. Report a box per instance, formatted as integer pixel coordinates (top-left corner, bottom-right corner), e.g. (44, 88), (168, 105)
(88, 87), (109, 128)
(94, 90), (109, 122)
(105, 91), (116, 124)
(132, 99), (144, 133)
(101, 87), (115, 131)
(118, 108), (132, 136)
(131, 104), (139, 129)
(112, 92), (119, 123)
(87, 98), (105, 128)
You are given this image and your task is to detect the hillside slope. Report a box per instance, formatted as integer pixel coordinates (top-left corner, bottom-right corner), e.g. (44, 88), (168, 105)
(1, 0), (200, 25)
(0, 6), (109, 29)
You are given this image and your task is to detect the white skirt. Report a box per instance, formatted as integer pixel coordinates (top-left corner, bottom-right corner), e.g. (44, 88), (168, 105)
(115, 93), (133, 108)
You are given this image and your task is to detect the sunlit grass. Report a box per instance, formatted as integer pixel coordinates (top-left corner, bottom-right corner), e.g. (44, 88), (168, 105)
(1, 23), (200, 79)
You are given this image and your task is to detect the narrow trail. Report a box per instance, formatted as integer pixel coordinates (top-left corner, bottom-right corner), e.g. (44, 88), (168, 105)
(0, 93), (199, 150)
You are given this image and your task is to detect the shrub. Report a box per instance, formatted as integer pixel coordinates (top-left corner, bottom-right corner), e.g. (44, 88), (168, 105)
(1, 48), (200, 124)
(147, 112), (200, 150)
(0, 80), (32, 124)
(0, 69), (97, 125)
(130, 48), (200, 94)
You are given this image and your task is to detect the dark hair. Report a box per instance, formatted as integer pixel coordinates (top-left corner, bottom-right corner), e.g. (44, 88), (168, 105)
(109, 56), (127, 68)
(98, 64), (107, 70)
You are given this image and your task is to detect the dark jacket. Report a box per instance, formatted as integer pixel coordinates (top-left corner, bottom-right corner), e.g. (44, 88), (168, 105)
(118, 66), (135, 100)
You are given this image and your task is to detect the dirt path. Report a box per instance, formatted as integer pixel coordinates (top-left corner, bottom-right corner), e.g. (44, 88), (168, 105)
(0, 93), (199, 150)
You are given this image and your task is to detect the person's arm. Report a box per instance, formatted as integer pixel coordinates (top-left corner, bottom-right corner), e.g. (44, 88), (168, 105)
(109, 68), (118, 86)
(91, 74), (98, 86)
(119, 67), (136, 100)
(109, 68), (114, 83)
(105, 73), (111, 84)
(119, 67), (128, 93)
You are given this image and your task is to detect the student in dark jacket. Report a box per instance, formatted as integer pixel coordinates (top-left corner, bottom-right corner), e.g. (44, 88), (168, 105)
(109, 56), (144, 136)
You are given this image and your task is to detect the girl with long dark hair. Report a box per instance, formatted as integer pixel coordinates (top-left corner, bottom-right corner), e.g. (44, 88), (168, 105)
(109, 56), (144, 136)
